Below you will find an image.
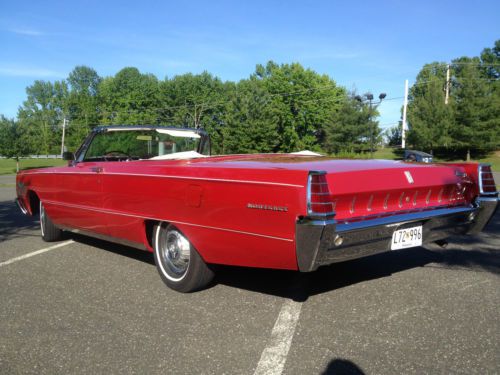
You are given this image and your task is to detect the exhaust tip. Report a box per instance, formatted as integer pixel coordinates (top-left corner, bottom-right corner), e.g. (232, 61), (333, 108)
(435, 240), (448, 248)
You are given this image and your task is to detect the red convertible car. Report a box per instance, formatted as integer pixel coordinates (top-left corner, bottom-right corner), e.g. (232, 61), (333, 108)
(16, 126), (498, 292)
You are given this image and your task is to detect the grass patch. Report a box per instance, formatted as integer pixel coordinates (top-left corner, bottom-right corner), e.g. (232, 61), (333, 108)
(0, 158), (66, 175)
(373, 147), (398, 160)
(474, 152), (500, 172)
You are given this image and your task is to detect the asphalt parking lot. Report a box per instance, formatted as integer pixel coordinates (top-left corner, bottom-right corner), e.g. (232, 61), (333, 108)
(0, 174), (499, 374)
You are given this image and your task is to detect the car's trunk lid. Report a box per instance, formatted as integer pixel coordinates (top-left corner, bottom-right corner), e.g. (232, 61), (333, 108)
(324, 164), (474, 222)
(168, 154), (476, 220)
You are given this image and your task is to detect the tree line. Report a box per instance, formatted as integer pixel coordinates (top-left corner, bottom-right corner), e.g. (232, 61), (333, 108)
(1, 40), (498, 161)
(391, 40), (500, 160)
(0, 61), (383, 159)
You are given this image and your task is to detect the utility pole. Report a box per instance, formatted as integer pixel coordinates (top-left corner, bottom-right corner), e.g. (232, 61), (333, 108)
(445, 64), (450, 105)
(402, 79), (409, 149)
(60, 118), (67, 157)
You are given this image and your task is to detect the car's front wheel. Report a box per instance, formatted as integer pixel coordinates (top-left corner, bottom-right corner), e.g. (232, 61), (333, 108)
(40, 201), (63, 242)
(153, 223), (214, 292)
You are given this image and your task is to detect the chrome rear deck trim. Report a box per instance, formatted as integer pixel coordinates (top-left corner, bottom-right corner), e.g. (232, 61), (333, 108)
(336, 206), (474, 232)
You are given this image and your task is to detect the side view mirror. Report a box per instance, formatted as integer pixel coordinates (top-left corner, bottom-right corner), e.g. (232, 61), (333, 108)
(62, 151), (74, 161)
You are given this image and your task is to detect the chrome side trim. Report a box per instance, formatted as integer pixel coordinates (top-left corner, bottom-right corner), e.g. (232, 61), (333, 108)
(18, 171), (304, 188)
(15, 198), (28, 215)
(105, 172), (304, 188)
(43, 200), (294, 242)
(57, 226), (149, 251)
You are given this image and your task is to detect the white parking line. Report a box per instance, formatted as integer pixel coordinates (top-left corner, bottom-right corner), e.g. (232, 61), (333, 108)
(254, 300), (302, 375)
(0, 240), (74, 267)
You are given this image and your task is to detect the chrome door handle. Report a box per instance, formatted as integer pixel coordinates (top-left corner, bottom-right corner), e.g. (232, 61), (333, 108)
(90, 167), (103, 173)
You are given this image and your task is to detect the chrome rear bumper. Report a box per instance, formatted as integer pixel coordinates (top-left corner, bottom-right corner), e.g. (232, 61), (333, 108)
(296, 196), (498, 272)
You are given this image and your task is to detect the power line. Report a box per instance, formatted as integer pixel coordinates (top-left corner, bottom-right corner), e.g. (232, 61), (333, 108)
(64, 88), (393, 121)
(15, 82), (345, 122)
(451, 62), (500, 67)
(35, 92), (407, 129)
(421, 62), (500, 67)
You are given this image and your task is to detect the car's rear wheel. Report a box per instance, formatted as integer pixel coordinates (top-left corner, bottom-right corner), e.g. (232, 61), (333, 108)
(40, 201), (63, 242)
(153, 223), (214, 292)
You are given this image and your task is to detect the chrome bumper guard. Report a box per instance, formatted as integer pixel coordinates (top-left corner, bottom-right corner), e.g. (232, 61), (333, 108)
(296, 196), (498, 272)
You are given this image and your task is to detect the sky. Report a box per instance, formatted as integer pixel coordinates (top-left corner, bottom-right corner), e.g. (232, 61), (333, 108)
(0, 0), (499, 129)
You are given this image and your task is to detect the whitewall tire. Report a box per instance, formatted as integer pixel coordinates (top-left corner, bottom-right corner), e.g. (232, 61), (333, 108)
(153, 223), (214, 292)
(40, 201), (63, 242)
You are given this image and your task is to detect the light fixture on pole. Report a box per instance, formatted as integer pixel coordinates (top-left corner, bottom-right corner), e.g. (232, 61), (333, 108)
(354, 92), (386, 158)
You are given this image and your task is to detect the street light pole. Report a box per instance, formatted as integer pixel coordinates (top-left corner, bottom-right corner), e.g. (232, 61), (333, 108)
(376, 93), (386, 158)
(355, 92), (386, 158)
(366, 93), (374, 158)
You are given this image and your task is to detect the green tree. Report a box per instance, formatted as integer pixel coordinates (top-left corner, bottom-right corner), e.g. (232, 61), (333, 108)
(17, 80), (69, 155)
(385, 124), (402, 147)
(99, 67), (160, 125)
(223, 77), (279, 154)
(66, 66), (102, 150)
(407, 62), (454, 153)
(253, 61), (345, 152)
(480, 39), (500, 80)
(452, 56), (498, 159)
(159, 72), (230, 153)
(0, 116), (33, 171)
(478, 40), (500, 151)
(407, 41), (500, 159)
(323, 93), (379, 154)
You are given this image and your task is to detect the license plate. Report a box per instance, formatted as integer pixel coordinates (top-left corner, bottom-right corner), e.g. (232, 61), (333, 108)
(391, 225), (423, 250)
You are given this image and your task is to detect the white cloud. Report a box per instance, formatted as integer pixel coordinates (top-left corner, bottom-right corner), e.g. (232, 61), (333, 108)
(0, 67), (65, 78)
(8, 28), (46, 37)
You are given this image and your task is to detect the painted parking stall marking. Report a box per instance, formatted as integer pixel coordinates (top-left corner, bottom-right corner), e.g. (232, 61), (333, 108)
(0, 240), (74, 267)
(254, 300), (302, 375)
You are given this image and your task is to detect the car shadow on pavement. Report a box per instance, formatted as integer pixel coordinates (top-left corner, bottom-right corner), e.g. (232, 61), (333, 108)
(69, 233), (156, 265)
(214, 244), (499, 301)
(63, 209), (499, 300)
(4, 194), (497, 300)
(0, 199), (40, 242)
(216, 209), (499, 300)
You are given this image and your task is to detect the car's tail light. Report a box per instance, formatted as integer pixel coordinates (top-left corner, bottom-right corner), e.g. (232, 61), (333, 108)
(307, 171), (335, 218)
(478, 164), (497, 195)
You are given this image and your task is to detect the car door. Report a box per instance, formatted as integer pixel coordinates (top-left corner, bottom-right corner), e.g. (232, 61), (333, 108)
(53, 160), (109, 236)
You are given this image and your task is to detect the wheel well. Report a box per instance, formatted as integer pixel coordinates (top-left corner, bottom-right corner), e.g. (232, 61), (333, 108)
(144, 220), (159, 249)
(28, 191), (40, 216)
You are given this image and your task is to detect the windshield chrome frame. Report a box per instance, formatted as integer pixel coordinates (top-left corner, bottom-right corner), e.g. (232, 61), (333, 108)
(73, 125), (210, 164)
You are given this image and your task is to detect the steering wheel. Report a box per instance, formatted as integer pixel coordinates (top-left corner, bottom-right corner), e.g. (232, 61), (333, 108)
(103, 150), (131, 161)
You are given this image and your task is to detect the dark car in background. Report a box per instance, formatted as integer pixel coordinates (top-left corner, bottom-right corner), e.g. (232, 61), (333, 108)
(404, 150), (433, 163)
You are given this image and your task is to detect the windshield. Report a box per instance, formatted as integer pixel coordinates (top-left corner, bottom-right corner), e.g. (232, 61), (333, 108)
(81, 129), (208, 162)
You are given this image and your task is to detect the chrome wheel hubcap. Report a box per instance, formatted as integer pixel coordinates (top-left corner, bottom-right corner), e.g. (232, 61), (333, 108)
(160, 229), (190, 277)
